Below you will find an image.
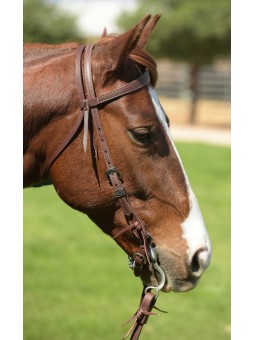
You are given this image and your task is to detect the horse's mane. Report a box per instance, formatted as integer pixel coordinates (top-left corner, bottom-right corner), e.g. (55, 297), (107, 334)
(130, 47), (158, 87)
(23, 42), (80, 66)
(24, 36), (157, 85)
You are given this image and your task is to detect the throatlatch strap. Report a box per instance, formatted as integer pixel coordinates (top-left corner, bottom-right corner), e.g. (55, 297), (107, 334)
(43, 45), (86, 172)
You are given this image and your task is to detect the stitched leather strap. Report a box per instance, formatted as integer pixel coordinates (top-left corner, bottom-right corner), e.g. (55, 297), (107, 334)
(122, 290), (158, 340)
(80, 68), (150, 109)
(76, 45), (86, 106)
(82, 45), (153, 268)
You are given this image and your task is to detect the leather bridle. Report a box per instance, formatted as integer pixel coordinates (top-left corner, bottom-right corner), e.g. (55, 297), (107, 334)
(44, 44), (166, 339)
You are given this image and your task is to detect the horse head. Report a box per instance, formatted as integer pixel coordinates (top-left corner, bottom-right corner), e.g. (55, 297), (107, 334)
(23, 15), (211, 293)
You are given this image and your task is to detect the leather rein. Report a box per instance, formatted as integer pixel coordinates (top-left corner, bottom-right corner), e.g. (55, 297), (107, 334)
(44, 44), (166, 339)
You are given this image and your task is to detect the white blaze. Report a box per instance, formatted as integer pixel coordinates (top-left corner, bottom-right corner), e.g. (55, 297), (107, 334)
(148, 86), (212, 265)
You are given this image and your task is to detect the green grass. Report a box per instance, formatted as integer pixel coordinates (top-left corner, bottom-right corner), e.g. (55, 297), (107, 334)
(24, 142), (230, 340)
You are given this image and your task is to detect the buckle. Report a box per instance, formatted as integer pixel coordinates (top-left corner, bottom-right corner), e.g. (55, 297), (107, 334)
(105, 167), (122, 182)
(114, 188), (126, 199)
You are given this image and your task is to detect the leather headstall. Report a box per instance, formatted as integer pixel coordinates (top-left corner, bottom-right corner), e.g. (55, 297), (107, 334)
(44, 44), (166, 340)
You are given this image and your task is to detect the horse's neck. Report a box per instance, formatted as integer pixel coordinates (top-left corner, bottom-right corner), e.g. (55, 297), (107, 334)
(23, 46), (78, 187)
(23, 42), (79, 64)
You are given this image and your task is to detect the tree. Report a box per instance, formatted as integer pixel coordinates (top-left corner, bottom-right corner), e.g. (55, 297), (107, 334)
(116, 0), (230, 124)
(24, 0), (84, 44)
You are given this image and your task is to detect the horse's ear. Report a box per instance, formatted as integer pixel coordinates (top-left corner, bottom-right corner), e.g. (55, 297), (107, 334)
(101, 27), (107, 38)
(137, 14), (161, 48)
(107, 14), (152, 70)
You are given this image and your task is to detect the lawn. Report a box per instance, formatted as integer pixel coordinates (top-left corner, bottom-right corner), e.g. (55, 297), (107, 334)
(23, 142), (230, 340)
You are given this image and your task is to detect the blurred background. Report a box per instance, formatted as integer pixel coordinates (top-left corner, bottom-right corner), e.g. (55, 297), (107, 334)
(24, 0), (230, 134)
(24, 1), (230, 339)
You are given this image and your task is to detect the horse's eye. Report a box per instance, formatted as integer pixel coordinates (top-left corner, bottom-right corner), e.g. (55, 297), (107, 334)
(129, 128), (153, 146)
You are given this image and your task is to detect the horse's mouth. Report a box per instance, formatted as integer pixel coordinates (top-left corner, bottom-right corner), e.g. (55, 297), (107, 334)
(142, 274), (198, 293)
(140, 264), (172, 292)
(141, 265), (198, 293)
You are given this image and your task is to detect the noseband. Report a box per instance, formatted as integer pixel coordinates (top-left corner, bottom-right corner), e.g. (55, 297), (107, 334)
(44, 44), (166, 339)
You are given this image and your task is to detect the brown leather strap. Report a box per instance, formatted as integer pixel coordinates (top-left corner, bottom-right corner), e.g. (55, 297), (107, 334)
(80, 68), (150, 109)
(76, 45), (86, 107)
(43, 111), (84, 173)
(43, 45), (86, 172)
(122, 290), (157, 340)
(82, 45), (153, 271)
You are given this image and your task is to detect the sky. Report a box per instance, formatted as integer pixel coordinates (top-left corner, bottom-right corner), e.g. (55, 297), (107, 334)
(52, 0), (138, 36)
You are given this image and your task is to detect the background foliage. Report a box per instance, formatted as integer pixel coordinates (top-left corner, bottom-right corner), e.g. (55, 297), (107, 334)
(117, 0), (230, 64)
(23, 0), (83, 43)
(117, 0), (230, 124)
(24, 142), (230, 339)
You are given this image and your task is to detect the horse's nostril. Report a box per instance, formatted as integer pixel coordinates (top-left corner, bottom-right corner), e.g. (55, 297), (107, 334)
(191, 249), (210, 278)
(191, 252), (200, 273)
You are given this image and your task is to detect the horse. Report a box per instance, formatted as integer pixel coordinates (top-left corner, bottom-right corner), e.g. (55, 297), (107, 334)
(24, 14), (211, 335)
